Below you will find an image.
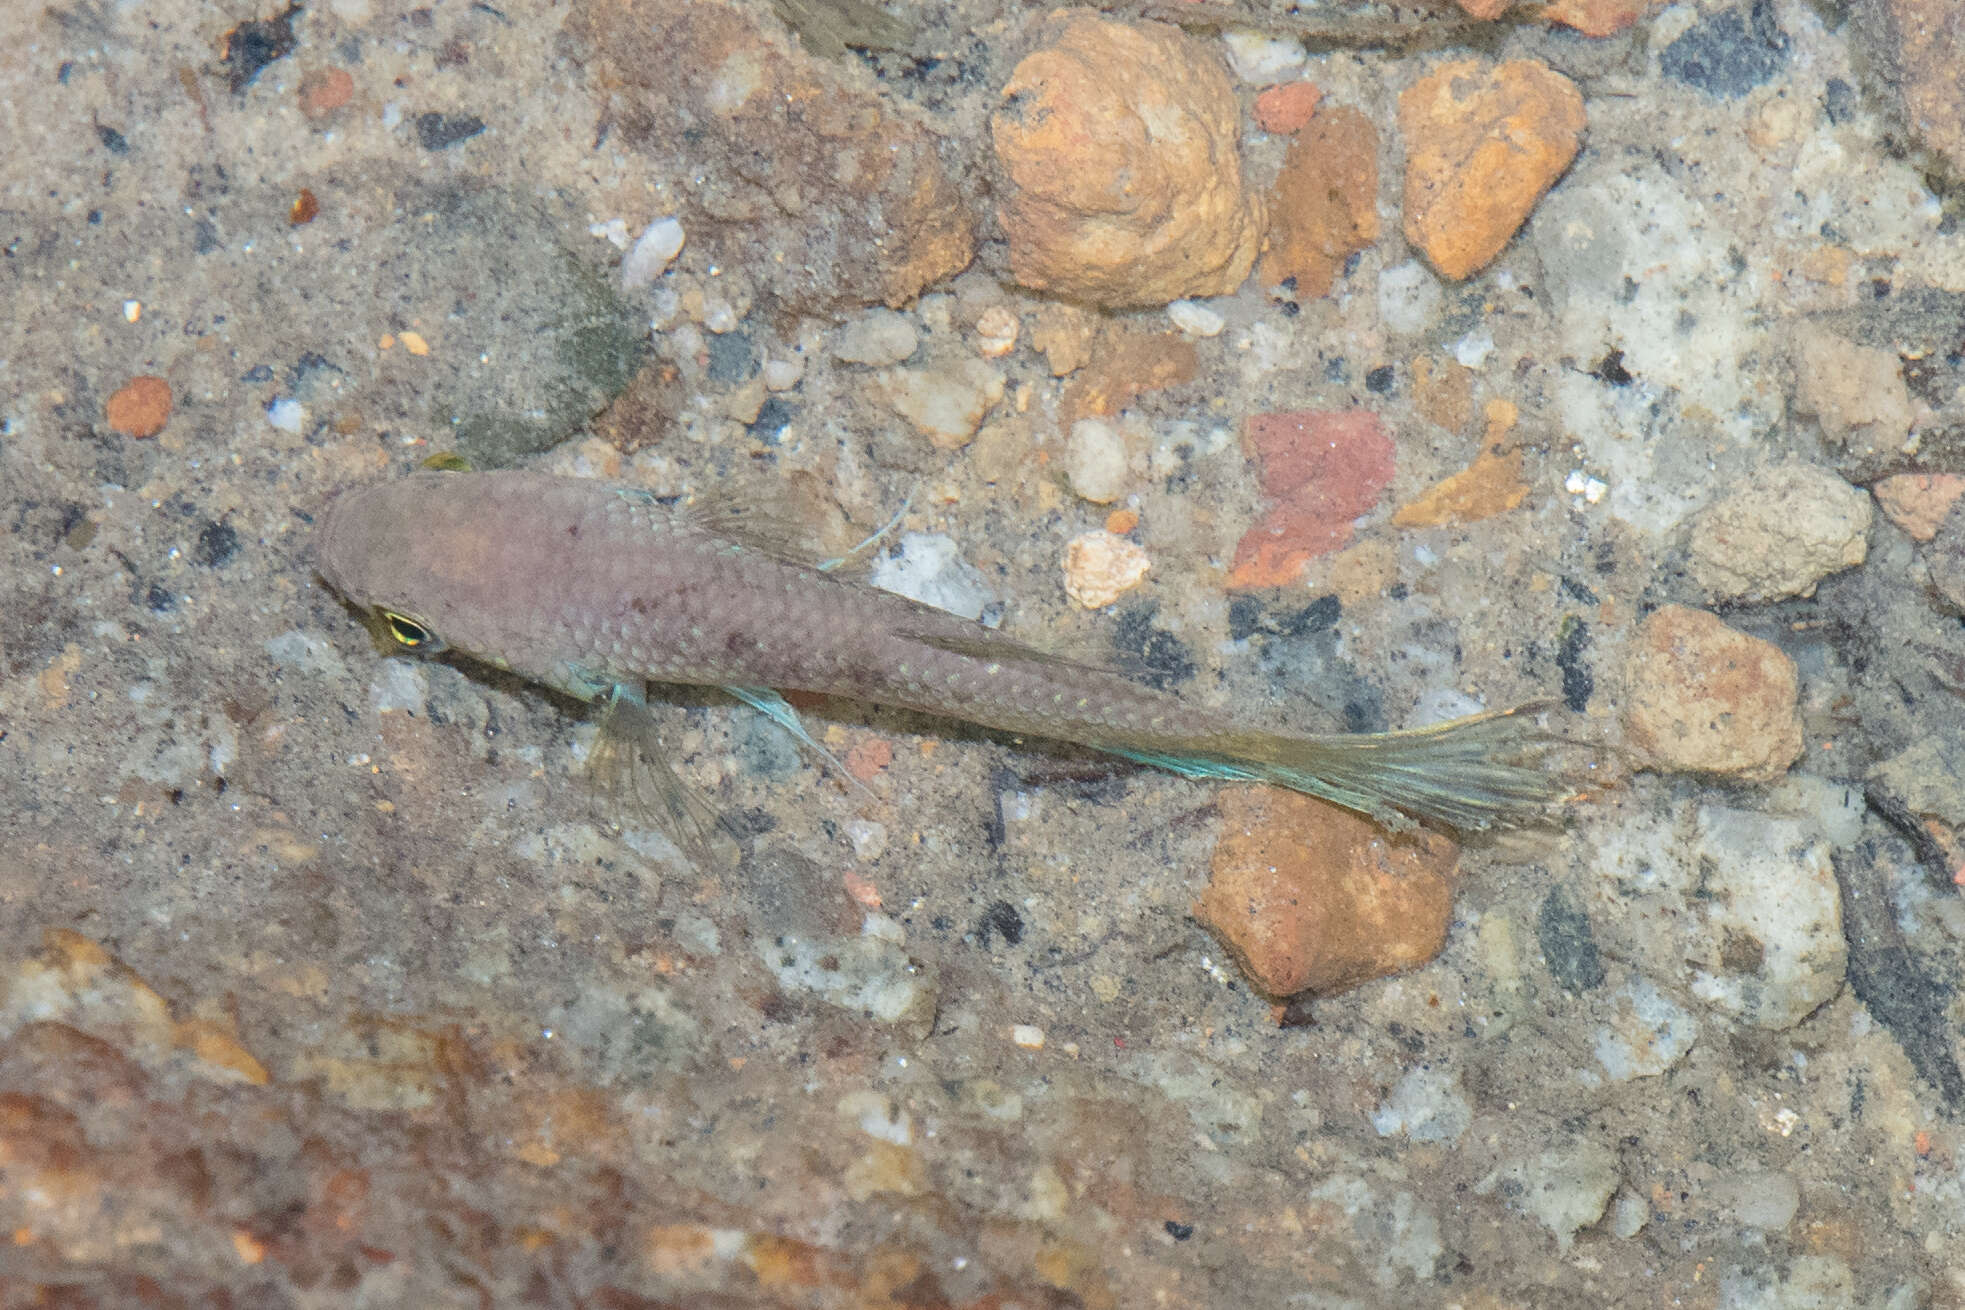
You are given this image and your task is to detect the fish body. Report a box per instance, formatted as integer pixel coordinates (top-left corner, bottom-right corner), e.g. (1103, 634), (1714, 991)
(317, 471), (1561, 830)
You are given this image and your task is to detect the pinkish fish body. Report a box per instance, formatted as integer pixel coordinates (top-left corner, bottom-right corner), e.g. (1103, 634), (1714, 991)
(316, 470), (1561, 832)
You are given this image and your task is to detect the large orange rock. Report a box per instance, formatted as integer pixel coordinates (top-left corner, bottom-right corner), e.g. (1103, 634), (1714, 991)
(992, 12), (1264, 308)
(1399, 59), (1585, 281)
(1195, 787), (1461, 997)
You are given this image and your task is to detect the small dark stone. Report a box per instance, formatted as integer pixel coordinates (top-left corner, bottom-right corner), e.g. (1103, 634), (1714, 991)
(976, 900), (1023, 948)
(1556, 615), (1593, 711)
(1658, 1), (1789, 99)
(145, 584), (177, 613)
(96, 124), (129, 155)
(1590, 349), (1633, 386)
(704, 330), (757, 383)
(1823, 77), (1856, 125)
(1112, 602), (1197, 690)
(224, 4), (302, 94)
(415, 112), (487, 151)
(241, 364), (275, 383)
(193, 218), (222, 255)
(1227, 595), (1263, 642)
(748, 394), (797, 443)
(1164, 1220), (1194, 1241)
(1537, 887), (1606, 993)
(1280, 593), (1341, 637)
(1365, 364), (1395, 394)
(195, 521), (240, 569)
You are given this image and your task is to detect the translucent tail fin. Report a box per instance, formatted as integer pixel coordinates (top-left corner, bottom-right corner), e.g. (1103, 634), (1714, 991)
(1109, 704), (1571, 832)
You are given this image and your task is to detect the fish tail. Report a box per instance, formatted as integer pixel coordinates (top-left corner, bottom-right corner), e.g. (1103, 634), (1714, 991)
(1108, 703), (1569, 832)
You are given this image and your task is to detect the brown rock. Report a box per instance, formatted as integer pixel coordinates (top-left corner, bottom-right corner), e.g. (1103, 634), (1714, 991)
(105, 375), (173, 438)
(991, 12), (1264, 308)
(1854, 0), (1965, 176)
(1791, 323), (1914, 454)
(1253, 80), (1322, 135)
(1029, 304), (1100, 376)
(1399, 59), (1586, 281)
(1874, 473), (1965, 542)
(1059, 330), (1198, 426)
(1541, 0), (1656, 37)
(298, 67), (354, 119)
(1621, 605), (1804, 784)
(571, 0), (973, 312)
(1393, 397), (1528, 527)
(1261, 105), (1379, 299)
(1195, 787), (1460, 998)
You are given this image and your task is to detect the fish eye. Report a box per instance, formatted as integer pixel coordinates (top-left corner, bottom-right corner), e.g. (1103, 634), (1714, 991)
(380, 610), (439, 649)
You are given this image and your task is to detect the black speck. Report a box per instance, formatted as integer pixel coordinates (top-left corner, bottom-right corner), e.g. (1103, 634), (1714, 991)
(86, 210), (101, 225)
(1658, 0), (1789, 99)
(1164, 1220), (1194, 1242)
(195, 521), (240, 569)
(1556, 616), (1593, 711)
(1278, 300), (1300, 318)
(1365, 364), (1395, 394)
(1558, 576), (1599, 606)
(415, 112), (487, 150)
(145, 585), (177, 612)
(1537, 886), (1605, 993)
(95, 124), (129, 155)
(1113, 602), (1196, 690)
(705, 330), (757, 383)
(1868, 277), (1892, 300)
(1590, 349), (1633, 386)
(1342, 689), (1383, 733)
(1283, 593), (1341, 637)
(1823, 77), (1856, 125)
(224, 4), (302, 94)
(748, 394), (797, 443)
(976, 900), (1023, 948)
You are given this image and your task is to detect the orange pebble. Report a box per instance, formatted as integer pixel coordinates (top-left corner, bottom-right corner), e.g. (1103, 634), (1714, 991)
(290, 187), (319, 225)
(298, 68), (354, 119)
(844, 737), (894, 782)
(106, 375), (172, 438)
(1253, 81), (1322, 134)
(1104, 507), (1140, 535)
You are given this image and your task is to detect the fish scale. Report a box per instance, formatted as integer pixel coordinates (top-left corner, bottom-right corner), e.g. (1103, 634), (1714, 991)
(317, 469), (1567, 832)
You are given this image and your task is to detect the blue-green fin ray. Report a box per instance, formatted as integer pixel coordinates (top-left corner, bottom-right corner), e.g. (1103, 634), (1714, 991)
(724, 686), (874, 798)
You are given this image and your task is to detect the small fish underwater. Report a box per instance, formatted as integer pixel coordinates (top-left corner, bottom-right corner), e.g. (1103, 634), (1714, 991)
(316, 470), (1571, 856)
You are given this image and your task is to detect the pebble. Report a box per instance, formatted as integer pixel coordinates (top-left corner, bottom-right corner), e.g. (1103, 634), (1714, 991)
(1377, 260), (1443, 335)
(1873, 472), (1965, 541)
(1252, 80), (1321, 135)
(1229, 409), (1396, 589)
(1476, 1139), (1619, 1250)
(756, 932), (937, 1036)
(1541, 0), (1652, 35)
(1370, 1066), (1472, 1144)
(1063, 418), (1128, 503)
(991, 12), (1264, 307)
(1193, 787), (1460, 997)
(297, 67), (354, 120)
(1398, 59), (1586, 281)
(1621, 604), (1803, 783)
(833, 308), (919, 368)
(1219, 30), (1305, 84)
(1687, 806), (1846, 1030)
(760, 354), (805, 392)
(1062, 530), (1151, 609)
(870, 533), (996, 621)
(1687, 463), (1872, 603)
(1262, 106), (1379, 298)
(1392, 406), (1529, 527)
(1870, 736), (1965, 828)
(973, 305), (1019, 358)
(875, 359), (1004, 449)
(1592, 976), (1699, 1080)
(105, 375), (173, 438)
(1166, 299), (1226, 337)
(1059, 331), (1198, 426)
(1791, 323), (1915, 454)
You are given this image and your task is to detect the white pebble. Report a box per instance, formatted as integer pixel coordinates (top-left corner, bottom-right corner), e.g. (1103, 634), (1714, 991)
(620, 216), (685, 291)
(761, 354), (805, 392)
(1221, 29), (1306, 83)
(702, 297), (738, 334)
(1167, 299), (1226, 337)
(265, 397), (305, 433)
(1011, 1024), (1046, 1050)
(845, 819), (888, 861)
(1378, 259), (1443, 335)
(974, 305), (1019, 358)
(833, 308), (919, 367)
(1064, 418), (1127, 504)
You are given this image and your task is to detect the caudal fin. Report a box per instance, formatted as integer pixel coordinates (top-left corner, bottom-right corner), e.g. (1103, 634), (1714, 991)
(1110, 704), (1572, 832)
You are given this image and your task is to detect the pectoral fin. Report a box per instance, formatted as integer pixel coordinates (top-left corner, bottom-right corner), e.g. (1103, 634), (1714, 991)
(592, 685), (738, 866)
(724, 686), (874, 798)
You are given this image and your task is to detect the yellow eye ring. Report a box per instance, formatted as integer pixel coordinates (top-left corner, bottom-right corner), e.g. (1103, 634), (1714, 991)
(380, 611), (437, 648)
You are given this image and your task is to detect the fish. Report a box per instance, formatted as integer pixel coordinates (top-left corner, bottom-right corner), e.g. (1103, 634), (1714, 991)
(315, 470), (1567, 848)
